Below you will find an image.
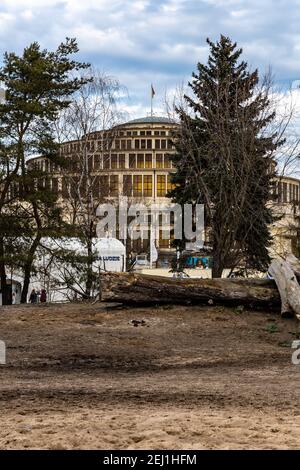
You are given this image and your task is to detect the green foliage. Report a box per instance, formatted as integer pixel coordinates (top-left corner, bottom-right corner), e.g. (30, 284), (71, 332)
(278, 341), (290, 348)
(265, 323), (279, 334)
(169, 36), (284, 277)
(235, 305), (245, 315)
(0, 38), (89, 303)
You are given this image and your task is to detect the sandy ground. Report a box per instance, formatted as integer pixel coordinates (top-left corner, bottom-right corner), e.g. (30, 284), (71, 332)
(0, 301), (300, 450)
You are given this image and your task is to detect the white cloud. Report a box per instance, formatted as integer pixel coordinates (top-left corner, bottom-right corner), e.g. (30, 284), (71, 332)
(0, 12), (15, 31)
(0, 0), (300, 131)
(70, 25), (136, 55)
(1, 0), (56, 8)
(230, 9), (252, 18)
(159, 43), (207, 64)
(21, 9), (34, 21)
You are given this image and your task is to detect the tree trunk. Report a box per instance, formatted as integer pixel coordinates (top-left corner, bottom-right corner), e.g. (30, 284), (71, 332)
(211, 246), (225, 278)
(100, 272), (281, 310)
(0, 238), (10, 305)
(21, 265), (31, 304)
(212, 264), (223, 278)
(269, 259), (300, 319)
(21, 235), (41, 303)
(212, 256), (224, 278)
(85, 238), (93, 298)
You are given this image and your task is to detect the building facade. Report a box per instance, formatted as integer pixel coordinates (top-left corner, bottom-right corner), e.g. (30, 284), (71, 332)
(27, 116), (300, 260)
(271, 176), (300, 257)
(27, 116), (178, 256)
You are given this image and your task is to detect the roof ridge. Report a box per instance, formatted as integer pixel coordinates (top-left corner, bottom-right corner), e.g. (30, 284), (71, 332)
(125, 116), (176, 125)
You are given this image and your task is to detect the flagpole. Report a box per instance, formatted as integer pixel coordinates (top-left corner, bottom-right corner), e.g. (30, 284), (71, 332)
(150, 84), (153, 267)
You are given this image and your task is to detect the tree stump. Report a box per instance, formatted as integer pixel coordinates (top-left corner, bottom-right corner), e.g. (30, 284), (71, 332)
(269, 259), (300, 319)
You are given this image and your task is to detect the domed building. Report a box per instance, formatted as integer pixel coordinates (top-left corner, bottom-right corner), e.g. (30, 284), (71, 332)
(27, 116), (178, 258)
(27, 116), (300, 262)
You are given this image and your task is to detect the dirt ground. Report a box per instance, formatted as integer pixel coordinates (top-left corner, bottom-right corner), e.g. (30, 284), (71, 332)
(0, 301), (300, 450)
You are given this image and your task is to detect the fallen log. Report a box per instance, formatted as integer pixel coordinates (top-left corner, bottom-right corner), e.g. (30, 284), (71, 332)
(285, 254), (300, 279)
(100, 272), (281, 310)
(269, 259), (300, 319)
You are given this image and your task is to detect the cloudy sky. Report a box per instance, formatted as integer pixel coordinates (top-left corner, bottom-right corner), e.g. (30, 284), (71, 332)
(1, 0), (300, 119)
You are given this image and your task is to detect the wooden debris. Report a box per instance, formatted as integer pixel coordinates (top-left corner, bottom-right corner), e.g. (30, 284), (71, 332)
(100, 272), (281, 310)
(269, 259), (300, 319)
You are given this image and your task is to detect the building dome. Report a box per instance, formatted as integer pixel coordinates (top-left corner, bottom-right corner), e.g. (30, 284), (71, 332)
(125, 116), (176, 125)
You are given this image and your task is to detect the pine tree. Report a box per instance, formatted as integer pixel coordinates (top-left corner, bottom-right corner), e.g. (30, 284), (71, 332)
(0, 38), (89, 303)
(169, 35), (283, 277)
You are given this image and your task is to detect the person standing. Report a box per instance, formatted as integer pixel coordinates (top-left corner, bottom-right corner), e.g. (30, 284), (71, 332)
(29, 289), (37, 304)
(40, 289), (47, 303)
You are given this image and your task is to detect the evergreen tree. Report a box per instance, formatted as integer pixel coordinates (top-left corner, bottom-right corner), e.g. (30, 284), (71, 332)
(169, 35), (283, 278)
(0, 38), (89, 303)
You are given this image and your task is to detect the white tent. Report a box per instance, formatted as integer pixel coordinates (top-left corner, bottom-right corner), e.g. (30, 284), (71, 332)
(5, 237), (126, 303)
(94, 238), (126, 273)
(0, 279), (22, 306)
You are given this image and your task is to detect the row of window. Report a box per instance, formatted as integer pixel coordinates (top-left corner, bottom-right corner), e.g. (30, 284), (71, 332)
(65, 153), (173, 171)
(30, 160), (59, 172)
(123, 175), (174, 197)
(63, 129), (170, 148)
(275, 182), (300, 203)
(114, 139), (174, 151)
(29, 152), (174, 173)
(8, 174), (174, 199)
(128, 153), (172, 169)
(61, 138), (174, 154)
(60, 174), (174, 199)
(61, 175), (119, 198)
(118, 129), (169, 137)
(8, 178), (59, 198)
(127, 234), (172, 252)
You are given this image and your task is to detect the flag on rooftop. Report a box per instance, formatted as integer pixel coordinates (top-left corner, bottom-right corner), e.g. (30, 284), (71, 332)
(151, 84), (155, 98)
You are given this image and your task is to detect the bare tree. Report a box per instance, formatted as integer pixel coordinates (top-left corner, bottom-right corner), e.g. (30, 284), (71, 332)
(264, 82), (300, 259)
(53, 70), (126, 298)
